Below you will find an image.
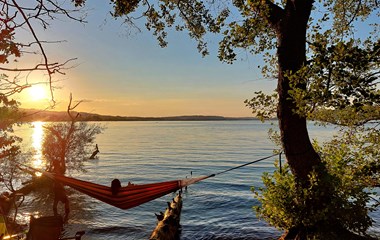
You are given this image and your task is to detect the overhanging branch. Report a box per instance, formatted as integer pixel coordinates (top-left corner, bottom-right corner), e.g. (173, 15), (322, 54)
(11, 0), (56, 102)
(257, 0), (284, 29)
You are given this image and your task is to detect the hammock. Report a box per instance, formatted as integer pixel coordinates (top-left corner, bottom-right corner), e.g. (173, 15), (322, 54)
(20, 153), (277, 210)
(43, 172), (210, 210)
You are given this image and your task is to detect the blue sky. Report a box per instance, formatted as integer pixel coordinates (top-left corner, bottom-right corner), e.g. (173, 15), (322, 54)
(16, 1), (276, 117)
(10, 1), (380, 117)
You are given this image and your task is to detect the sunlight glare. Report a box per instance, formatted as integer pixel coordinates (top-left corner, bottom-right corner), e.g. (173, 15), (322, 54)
(32, 122), (46, 176)
(28, 85), (47, 101)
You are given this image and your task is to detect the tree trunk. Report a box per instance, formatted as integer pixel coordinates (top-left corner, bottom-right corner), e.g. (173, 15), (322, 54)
(276, 1), (321, 181)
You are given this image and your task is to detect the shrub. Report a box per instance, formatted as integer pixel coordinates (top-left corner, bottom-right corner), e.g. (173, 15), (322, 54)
(253, 139), (377, 238)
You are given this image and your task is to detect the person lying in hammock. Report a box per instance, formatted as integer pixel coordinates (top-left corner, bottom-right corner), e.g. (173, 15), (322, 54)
(111, 179), (121, 195)
(110, 179), (136, 196)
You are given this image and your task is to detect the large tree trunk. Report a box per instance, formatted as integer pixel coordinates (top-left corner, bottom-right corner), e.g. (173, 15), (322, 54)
(276, 1), (320, 182)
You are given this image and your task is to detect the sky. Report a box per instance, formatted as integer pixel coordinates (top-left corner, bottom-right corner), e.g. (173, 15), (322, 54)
(12, 1), (277, 117)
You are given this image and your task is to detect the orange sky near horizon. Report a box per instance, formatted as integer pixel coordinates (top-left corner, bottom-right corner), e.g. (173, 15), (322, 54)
(12, 0), (277, 118)
(19, 84), (270, 117)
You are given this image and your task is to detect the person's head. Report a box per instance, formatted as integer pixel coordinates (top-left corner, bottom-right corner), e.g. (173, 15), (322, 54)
(111, 179), (121, 195)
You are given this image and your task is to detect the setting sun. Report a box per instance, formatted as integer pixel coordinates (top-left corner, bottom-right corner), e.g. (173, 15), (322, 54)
(28, 85), (47, 101)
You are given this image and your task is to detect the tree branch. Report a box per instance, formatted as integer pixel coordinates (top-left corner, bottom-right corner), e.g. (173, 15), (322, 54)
(0, 58), (78, 72)
(45, 0), (87, 23)
(258, 0), (285, 29)
(67, 93), (83, 121)
(11, 0), (56, 102)
(1, 1), (84, 102)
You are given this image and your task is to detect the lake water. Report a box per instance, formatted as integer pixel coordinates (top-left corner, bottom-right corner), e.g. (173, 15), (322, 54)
(14, 121), (379, 239)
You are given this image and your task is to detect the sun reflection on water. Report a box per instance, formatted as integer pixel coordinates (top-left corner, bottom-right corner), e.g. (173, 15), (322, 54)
(31, 122), (46, 176)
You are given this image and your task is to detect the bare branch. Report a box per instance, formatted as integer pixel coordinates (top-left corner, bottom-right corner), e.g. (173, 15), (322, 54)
(1, 1), (84, 101)
(67, 93), (83, 121)
(17, 39), (67, 48)
(0, 58), (78, 72)
(11, 0), (56, 102)
(45, 0), (87, 23)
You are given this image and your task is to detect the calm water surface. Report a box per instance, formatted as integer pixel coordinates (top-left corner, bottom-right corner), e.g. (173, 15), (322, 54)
(15, 121), (379, 239)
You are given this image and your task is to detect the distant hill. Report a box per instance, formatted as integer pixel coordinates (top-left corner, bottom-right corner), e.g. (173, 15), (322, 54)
(19, 109), (257, 122)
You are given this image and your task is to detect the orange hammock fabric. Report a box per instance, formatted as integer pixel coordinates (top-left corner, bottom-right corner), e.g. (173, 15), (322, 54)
(43, 172), (210, 210)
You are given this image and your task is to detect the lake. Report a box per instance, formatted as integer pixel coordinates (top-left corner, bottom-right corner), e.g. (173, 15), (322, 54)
(14, 120), (379, 239)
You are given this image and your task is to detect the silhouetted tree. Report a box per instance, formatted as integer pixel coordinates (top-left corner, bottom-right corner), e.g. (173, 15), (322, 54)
(43, 94), (103, 175)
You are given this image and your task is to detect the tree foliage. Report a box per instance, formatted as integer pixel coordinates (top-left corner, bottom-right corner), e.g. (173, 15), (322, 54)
(291, 40), (379, 119)
(43, 120), (103, 174)
(254, 160), (374, 238)
(0, 86), (22, 192)
(254, 123), (380, 238)
(246, 39), (380, 125)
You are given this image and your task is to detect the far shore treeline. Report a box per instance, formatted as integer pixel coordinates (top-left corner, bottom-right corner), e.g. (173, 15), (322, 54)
(20, 109), (261, 122)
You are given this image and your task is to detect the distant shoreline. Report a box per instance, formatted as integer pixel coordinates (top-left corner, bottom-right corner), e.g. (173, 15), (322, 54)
(20, 109), (265, 122)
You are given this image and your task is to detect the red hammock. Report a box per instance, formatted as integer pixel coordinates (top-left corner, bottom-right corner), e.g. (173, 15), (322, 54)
(43, 172), (210, 210)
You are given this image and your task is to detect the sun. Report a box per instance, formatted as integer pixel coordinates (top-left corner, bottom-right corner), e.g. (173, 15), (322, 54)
(28, 85), (48, 101)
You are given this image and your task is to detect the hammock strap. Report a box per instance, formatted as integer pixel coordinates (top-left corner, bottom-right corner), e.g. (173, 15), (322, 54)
(209, 153), (279, 178)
